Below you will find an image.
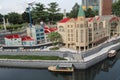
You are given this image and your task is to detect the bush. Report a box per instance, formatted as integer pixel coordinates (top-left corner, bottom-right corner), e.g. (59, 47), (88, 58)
(49, 47), (59, 50)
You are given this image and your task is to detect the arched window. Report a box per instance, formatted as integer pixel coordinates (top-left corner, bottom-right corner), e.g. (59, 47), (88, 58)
(99, 22), (103, 29)
(93, 23), (97, 31)
(80, 24), (83, 28)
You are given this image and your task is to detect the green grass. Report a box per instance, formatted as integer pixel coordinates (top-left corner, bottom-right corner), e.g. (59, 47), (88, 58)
(0, 55), (65, 60)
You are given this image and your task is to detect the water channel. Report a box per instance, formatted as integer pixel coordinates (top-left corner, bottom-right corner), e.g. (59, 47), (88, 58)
(0, 51), (120, 80)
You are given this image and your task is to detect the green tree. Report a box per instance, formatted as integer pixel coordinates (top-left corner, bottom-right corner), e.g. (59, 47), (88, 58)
(85, 8), (98, 17)
(69, 3), (79, 18)
(32, 3), (48, 23)
(22, 12), (29, 23)
(7, 12), (23, 24)
(48, 32), (62, 46)
(47, 2), (60, 22)
(112, 0), (120, 16)
(0, 14), (3, 24)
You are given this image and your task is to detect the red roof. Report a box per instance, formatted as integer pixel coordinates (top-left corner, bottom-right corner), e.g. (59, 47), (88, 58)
(44, 26), (57, 34)
(49, 28), (57, 32)
(96, 17), (100, 20)
(5, 34), (21, 39)
(44, 29), (50, 33)
(109, 17), (119, 22)
(59, 18), (70, 23)
(44, 26), (49, 29)
(22, 36), (34, 41)
(88, 17), (94, 22)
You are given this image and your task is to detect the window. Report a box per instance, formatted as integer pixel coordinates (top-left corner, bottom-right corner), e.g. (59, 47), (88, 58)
(36, 34), (40, 36)
(40, 29), (43, 32)
(80, 24), (83, 28)
(68, 25), (69, 28)
(68, 34), (70, 37)
(99, 22), (103, 29)
(89, 24), (91, 27)
(77, 24), (79, 28)
(41, 33), (44, 35)
(76, 30), (78, 42)
(37, 38), (40, 40)
(68, 38), (70, 41)
(93, 23), (97, 31)
(81, 30), (83, 42)
(41, 37), (44, 39)
(59, 26), (63, 28)
(36, 30), (39, 32)
(71, 34), (73, 37)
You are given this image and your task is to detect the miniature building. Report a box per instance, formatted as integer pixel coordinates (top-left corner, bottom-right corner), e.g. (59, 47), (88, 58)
(27, 25), (45, 44)
(44, 25), (57, 42)
(5, 34), (22, 46)
(57, 6), (120, 51)
(22, 36), (35, 46)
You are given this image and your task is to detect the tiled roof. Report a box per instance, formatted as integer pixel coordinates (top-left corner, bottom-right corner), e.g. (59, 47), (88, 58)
(59, 18), (70, 23)
(44, 25), (57, 34)
(22, 36), (34, 41)
(109, 17), (119, 22)
(5, 34), (21, 39)
(88, 17), (94, 22)
(44, 29), (50, 33)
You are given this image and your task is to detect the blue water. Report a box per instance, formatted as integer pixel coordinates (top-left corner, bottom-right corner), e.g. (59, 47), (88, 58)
(0, 51), (120, 80)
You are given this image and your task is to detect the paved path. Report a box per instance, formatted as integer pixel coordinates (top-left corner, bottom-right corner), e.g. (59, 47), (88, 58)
(84, 43), (120, 62)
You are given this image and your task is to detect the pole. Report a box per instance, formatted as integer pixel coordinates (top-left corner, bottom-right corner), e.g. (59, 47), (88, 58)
(27, 5), (32, 37)
(28, 6), (32, 28)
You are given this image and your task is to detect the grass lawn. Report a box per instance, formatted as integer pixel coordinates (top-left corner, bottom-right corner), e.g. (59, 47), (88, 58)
(0, 55), (65, 60)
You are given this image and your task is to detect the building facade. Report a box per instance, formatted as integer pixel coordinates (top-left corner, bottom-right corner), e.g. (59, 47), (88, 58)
(27, 25), (45, 44)
(22, 36), (36, 46)
(5, 34), (22, 46)
(44, 26), (57, 43)
(57, 6), (120, 51)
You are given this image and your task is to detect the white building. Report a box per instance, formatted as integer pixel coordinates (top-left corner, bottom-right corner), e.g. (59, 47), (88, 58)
(5, 34), (22, 46)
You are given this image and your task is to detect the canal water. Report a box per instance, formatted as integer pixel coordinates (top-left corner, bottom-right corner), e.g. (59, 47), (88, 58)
(0, 51), (120, 80)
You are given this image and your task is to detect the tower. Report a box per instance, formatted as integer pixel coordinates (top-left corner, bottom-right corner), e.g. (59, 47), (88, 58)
(77, 5), (85, 20)
(99, 0), (112, 16)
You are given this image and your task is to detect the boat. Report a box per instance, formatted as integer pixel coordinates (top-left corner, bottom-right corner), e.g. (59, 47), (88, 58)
(48, 63), (74, 72)
(108, 50), (116, 58)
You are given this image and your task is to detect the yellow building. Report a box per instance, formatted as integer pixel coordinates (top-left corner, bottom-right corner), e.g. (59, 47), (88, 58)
(57, 6), (120, 51)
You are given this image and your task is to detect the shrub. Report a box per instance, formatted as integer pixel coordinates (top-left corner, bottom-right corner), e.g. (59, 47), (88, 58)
(49, 47), (59, 50)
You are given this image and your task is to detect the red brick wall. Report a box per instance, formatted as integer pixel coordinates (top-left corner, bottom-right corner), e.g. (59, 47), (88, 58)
(102, 0), (112, 15)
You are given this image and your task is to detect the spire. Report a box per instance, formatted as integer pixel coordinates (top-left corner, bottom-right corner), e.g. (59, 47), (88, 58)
(78, 5), (85, 17)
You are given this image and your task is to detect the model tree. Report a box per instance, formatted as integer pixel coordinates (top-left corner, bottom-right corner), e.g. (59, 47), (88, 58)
(112, 0), (120, 16)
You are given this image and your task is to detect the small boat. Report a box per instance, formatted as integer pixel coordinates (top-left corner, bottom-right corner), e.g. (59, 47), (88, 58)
(48, 63), (74, 72)
(108, 50), (116, 58)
